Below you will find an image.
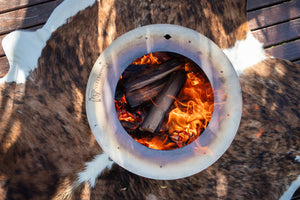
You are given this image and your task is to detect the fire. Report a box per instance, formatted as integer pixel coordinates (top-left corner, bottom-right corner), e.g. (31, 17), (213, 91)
(135, 135), (175, 150)
(115, 52), (214, 150)
(115, 94), (142, 129)
(132, 52), (171, 65)
(163, 65), (214, 147)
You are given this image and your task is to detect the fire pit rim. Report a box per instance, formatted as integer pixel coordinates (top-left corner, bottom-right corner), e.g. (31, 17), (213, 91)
(86, 24), (242, 180)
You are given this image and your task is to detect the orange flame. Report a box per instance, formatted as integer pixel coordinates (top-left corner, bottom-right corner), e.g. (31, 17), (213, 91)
(115, 53), (214, 150)
(115, 94), (142, 129)
(162, 63), (214, 147)
(135, 136), (176, 150)
(132, 52), (171, 65)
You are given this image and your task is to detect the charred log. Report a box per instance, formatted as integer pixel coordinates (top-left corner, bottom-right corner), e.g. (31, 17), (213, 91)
(140, 70), (186, 133)
(126, 78), (167, 107)
(123, 59), (183, 91)
(119, 59), (184, 107)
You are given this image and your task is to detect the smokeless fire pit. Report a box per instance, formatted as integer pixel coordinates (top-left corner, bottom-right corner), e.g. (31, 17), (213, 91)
(86, 24), (242, 180)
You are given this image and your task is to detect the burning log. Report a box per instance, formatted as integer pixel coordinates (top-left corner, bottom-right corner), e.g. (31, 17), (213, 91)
(125, 60), (182, 91)
(122, 59), (184, 107)
(126, 79), (167, 107)
(122, 59), (182, 90)
(140, 70), (186, 133)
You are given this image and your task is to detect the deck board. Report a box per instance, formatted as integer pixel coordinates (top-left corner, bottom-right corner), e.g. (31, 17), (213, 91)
(252, 18), (300, 48)
(0, 1), (57, 35)
(248, 0), (300, 30)
(247, 0), (300, 63)
(247, 0), (288, 11)
(0, 0), (55, 13)
(265, 39), (300, 61)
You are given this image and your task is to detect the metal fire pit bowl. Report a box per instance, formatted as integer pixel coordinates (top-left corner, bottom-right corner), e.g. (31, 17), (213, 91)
(86, 24), (242, 180)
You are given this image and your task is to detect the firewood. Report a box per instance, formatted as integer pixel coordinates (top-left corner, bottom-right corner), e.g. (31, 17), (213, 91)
(123, 59), (184, 91)
(126, 78), (167, 107)
(140, 70), (186, 133)
(119, 59), (184, 107)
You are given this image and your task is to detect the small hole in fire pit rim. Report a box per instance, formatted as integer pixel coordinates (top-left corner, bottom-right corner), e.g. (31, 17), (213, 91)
(114, 52), (214, 151)
(164, 34), (171, 40)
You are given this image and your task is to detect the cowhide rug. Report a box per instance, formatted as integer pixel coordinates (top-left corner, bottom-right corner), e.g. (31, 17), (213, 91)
(0, 0), (299, 199)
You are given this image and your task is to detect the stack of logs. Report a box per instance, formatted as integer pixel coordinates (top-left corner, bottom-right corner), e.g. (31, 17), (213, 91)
(115, 55), (187, 134)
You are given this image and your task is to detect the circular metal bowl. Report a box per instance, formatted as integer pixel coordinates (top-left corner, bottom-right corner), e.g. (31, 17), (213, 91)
(86, 24), (242, 180)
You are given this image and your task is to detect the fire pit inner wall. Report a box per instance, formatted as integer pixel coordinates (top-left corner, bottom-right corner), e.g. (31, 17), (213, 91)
(86, 24), (242, 180)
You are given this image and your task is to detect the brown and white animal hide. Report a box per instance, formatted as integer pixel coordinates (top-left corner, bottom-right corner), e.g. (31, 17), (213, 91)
(0, 0), (299, 199)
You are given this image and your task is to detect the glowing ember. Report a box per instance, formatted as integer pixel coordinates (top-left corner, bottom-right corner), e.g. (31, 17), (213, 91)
(114, 52), (214, 150)
(132, 52), (170, 65)
(115, 94), (143, 130)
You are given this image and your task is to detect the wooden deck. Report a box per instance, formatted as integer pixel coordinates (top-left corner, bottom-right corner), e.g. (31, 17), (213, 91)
(0, 0), (299, 77)
(247, 0), (300, 65)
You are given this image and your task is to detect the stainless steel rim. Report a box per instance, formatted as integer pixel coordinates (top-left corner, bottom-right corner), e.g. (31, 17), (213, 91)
(86, 24), (242, 180)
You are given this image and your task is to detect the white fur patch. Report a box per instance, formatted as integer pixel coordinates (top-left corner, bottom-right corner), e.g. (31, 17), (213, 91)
(77, 153), (114, 188)
(280, 175), (300, 200)
(1, 0), (98, 84)
(223, 32), (266, 75)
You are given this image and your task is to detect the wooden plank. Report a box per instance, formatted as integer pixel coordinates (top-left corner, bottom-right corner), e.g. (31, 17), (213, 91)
(248, 0), (300, 30)
(265, 40), (300, 61)
(0, 56), (9, 78)
(0, 0), (55, 13)
(247, 0), (287, 11)
(0, 1), (58, 35)
(252, 18), (300, 47)
(0, 24), (44, 57)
